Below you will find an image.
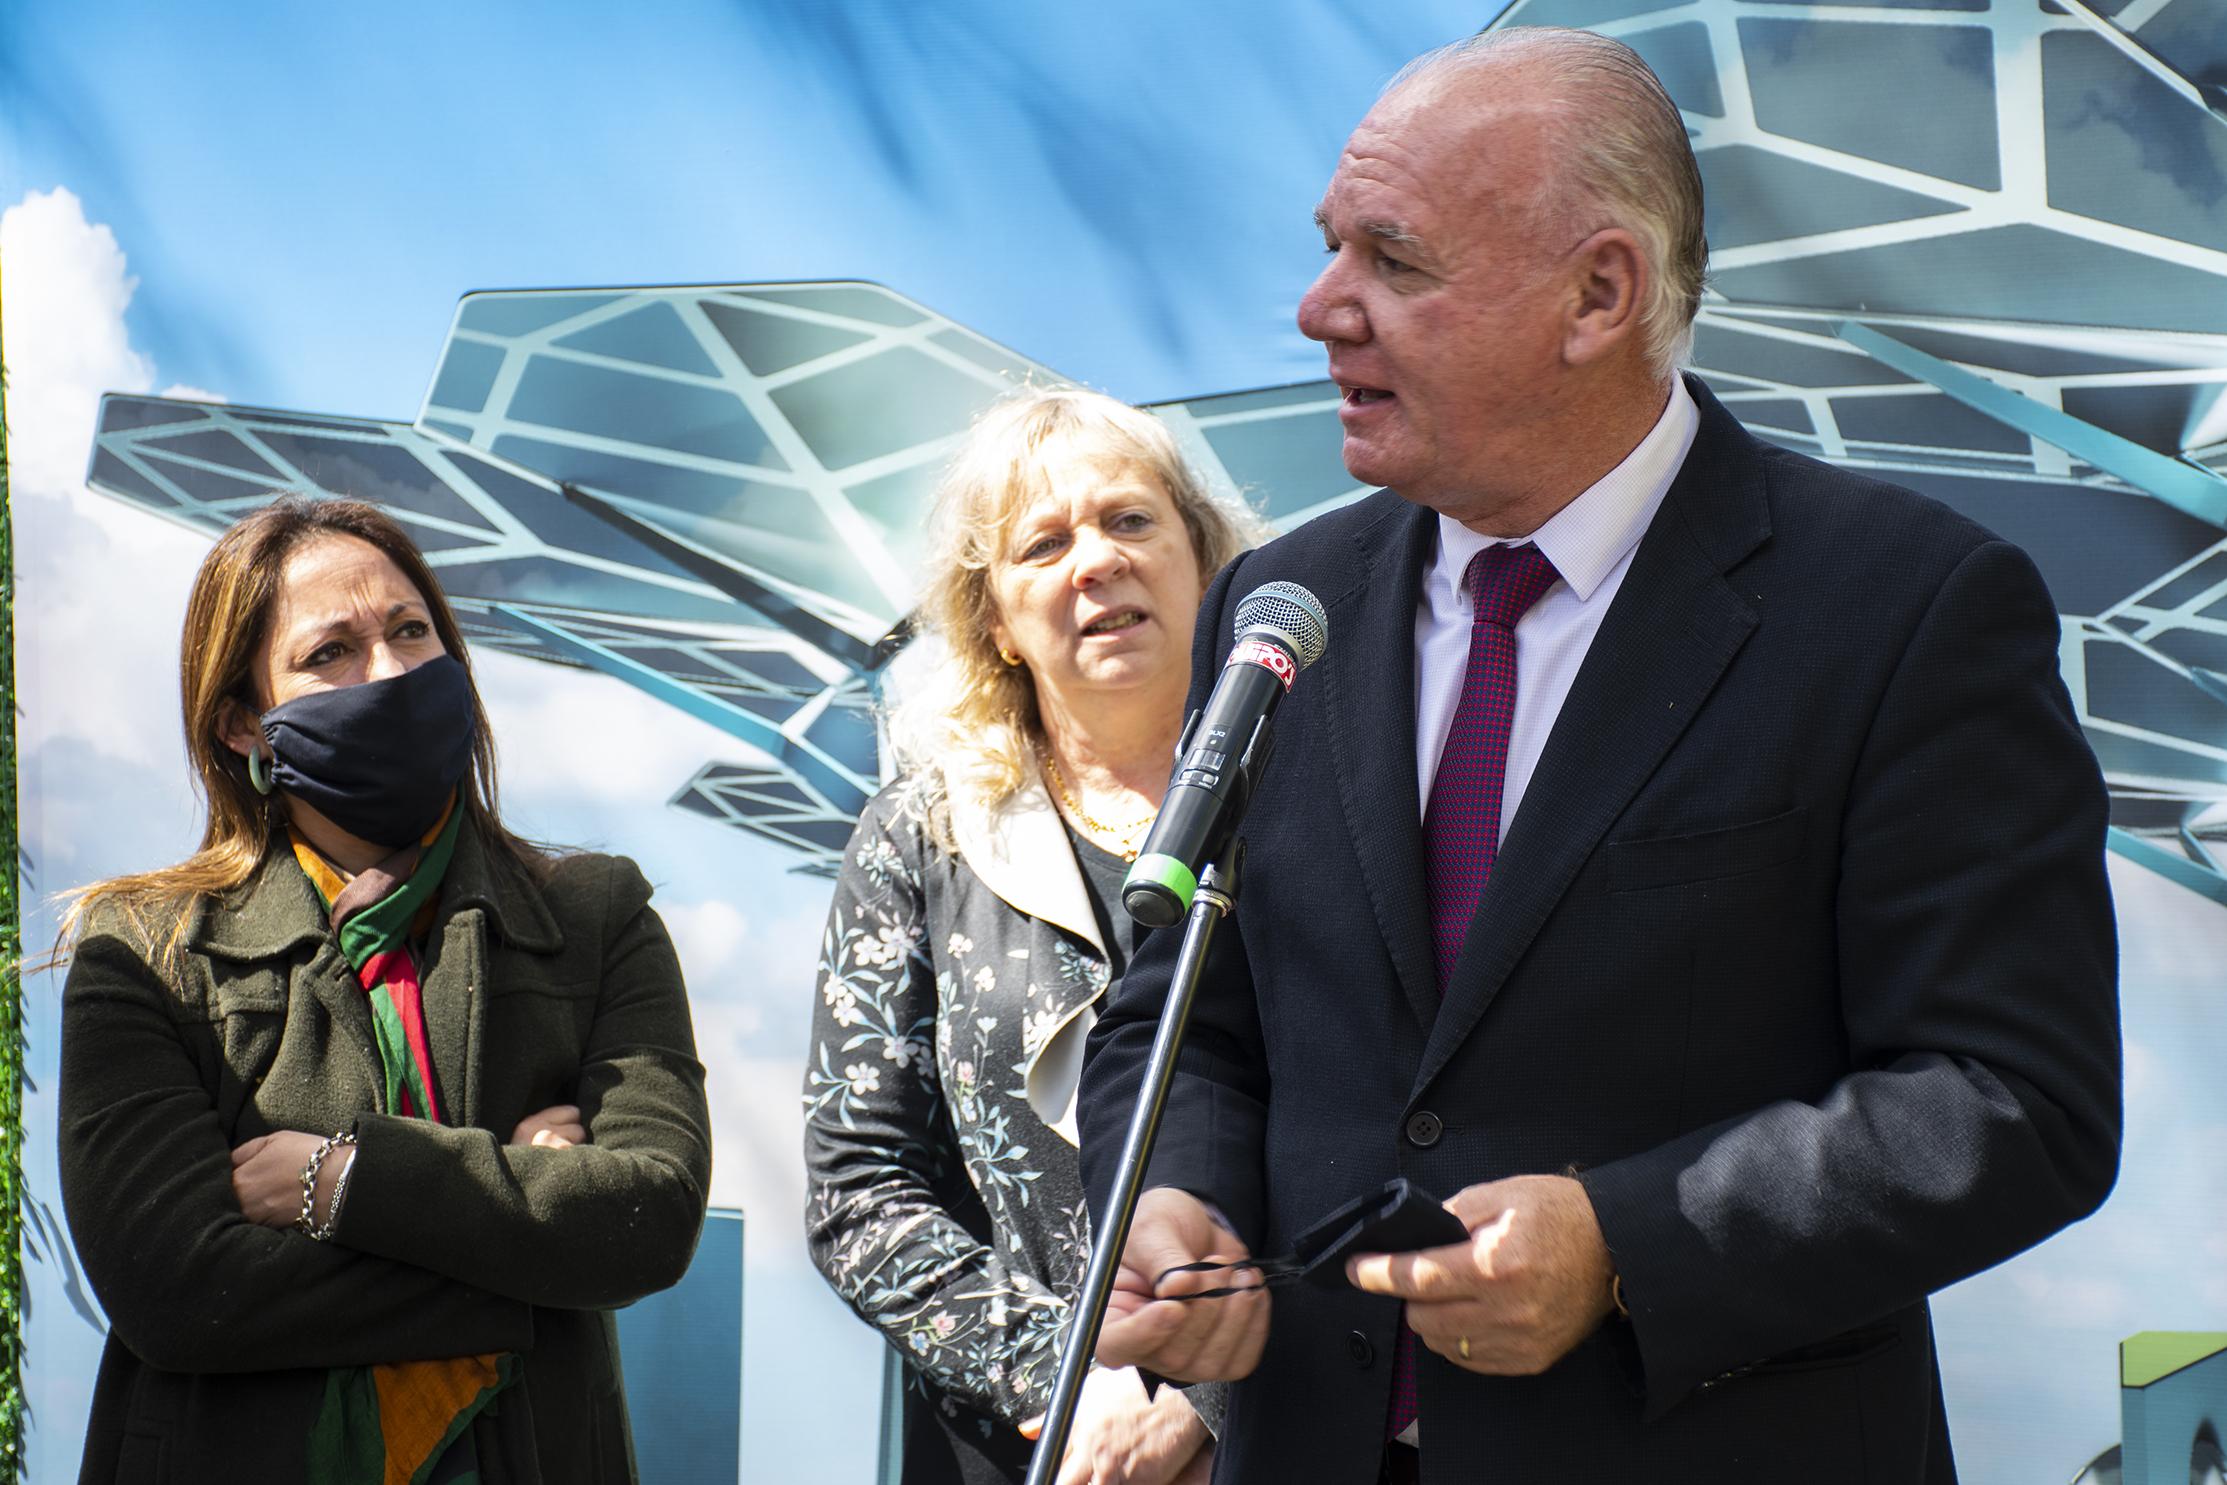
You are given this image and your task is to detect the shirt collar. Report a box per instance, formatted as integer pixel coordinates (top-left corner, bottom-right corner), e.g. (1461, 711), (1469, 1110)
(1428, 376), (1699, 608)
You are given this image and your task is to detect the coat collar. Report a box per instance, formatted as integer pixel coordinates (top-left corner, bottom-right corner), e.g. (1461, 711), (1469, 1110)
(189, 814), (565, 962)
(186, 816), (561, 1131)
(945, 767), (1107, 960)
(1412, 376), (1772, 1094)
(944, 764), (1108, 1146)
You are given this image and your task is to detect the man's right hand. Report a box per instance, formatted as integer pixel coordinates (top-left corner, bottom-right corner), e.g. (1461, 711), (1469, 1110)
(1095, 1187), (1270, 1382)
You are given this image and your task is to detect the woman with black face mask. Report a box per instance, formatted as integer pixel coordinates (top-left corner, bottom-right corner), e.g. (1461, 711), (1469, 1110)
(53, 496), (711, 1485)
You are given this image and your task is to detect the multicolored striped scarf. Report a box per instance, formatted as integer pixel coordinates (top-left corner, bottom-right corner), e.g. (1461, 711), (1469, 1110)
(295, 799), (462, 1122)
(291, 798), (516, 1485)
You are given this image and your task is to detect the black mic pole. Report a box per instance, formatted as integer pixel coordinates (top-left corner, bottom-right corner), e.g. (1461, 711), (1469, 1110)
(1022, 841), (1243, 1485)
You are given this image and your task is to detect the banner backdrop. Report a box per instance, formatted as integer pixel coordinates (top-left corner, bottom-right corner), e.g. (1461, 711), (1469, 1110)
(6, 3), (2226, 1482)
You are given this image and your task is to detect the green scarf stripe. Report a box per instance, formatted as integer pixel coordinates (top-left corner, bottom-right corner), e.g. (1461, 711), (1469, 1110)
(367, 989), (434, 1120)
(336, 807), (464, 971)
(307, 1368), (387, 1483)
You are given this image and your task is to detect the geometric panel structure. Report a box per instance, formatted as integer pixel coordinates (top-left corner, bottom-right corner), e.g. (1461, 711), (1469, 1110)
(1146, 381), (1366, 533)
(1734, 17), (2002, 190)
(87, 282), (1063, 874)
(82, 286), (1383, 876)
(487, 605), (879, 842)
(89, 395), (744, 636)
(419, 283), (1055, 663)
(671, 759), (874, 875)
(1494, 0), (2227, 902)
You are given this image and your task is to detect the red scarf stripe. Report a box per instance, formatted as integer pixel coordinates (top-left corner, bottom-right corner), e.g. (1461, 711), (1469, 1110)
(358, 946), (443, 1125)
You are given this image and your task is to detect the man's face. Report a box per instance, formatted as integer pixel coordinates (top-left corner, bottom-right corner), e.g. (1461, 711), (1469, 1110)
(1297, 74), (1575, 520)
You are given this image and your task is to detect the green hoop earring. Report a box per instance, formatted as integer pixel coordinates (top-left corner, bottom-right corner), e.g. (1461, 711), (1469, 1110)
(246, 746), (275, 796)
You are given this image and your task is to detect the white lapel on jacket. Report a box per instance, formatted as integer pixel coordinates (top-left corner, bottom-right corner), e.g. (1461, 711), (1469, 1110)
(947, 768), (1106, 1145)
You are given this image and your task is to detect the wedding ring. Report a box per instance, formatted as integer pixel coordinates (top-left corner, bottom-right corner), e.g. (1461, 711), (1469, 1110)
(1458, 1335), (1471, 1360)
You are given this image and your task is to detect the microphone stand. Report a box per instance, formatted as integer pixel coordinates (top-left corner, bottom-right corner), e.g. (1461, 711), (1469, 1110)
(1022, 843), (1243, 1485)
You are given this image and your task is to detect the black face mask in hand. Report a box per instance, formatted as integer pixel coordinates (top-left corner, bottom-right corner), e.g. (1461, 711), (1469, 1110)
(1156, 1179), (1470, 1298)
(259, 654), (477, 848)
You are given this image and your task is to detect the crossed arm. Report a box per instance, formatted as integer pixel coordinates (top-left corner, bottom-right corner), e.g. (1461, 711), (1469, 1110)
(228, 1102), (588, 1231)
(59, 863), (711, 1370)
(59, 928), (534, 1373)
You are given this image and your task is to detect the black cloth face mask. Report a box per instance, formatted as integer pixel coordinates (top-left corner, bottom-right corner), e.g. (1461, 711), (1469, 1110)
(259, 653), (476, 848)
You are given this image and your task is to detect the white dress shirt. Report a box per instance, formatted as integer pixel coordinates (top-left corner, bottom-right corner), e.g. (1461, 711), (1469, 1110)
(1397, 381), (1694, 1451)
(1414, 378), (1700, 831)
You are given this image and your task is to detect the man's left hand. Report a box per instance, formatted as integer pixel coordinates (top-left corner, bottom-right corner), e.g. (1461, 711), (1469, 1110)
(1346, 1174), (1615, 1375)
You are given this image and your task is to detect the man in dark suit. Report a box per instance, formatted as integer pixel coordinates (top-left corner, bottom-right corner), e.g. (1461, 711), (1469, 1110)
(1076, 26), (2120, 1483)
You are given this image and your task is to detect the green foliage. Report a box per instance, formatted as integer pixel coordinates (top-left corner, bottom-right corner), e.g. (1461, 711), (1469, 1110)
(0, 321), (25, 1478)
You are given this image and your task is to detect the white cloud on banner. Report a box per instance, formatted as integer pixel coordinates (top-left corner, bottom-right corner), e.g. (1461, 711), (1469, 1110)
(6, 186), (220, 1483)
(661, 898), (753, 989)
(3, 187), (217, 779)
(0, 187), (225, 483)
(1, 188), (153, 494)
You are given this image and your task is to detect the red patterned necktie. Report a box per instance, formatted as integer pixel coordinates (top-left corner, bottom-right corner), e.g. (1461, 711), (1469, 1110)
(1388, 542), (1561, 1441)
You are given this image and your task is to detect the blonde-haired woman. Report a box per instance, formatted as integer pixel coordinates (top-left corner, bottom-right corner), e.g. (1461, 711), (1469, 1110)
(57, 496), (709, 1484)
(804, 387), (1266, 1484)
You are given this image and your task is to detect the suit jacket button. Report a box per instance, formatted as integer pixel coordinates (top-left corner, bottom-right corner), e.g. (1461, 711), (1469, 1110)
(1349, 1331), (1375, 1368)
(1405, 1111), (1443, 1148)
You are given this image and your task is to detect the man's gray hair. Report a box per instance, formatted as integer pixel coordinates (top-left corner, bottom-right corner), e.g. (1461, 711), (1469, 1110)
(1389, 26), (1708, 377)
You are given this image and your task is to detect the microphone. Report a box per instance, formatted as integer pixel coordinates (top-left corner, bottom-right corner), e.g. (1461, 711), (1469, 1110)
(1123, 581), (1329, 927)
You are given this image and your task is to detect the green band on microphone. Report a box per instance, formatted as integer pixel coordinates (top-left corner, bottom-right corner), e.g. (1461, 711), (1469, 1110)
(1124, 852), (1198, 911)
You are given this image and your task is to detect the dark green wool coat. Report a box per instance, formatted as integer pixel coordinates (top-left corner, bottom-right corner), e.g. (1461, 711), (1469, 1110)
(58, 822), (712, 1484)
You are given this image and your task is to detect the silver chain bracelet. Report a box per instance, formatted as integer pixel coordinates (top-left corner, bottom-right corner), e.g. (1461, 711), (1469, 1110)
(296, 1131), (357, 1241)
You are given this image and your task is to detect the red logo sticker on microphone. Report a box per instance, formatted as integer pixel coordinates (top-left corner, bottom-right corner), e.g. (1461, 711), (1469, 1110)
(1230, 637), (1296, 690)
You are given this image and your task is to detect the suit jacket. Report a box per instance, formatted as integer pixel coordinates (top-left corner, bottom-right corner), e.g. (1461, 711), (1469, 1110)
(59, 821), (712, 1485)
(1077, 381), (2120, 1484)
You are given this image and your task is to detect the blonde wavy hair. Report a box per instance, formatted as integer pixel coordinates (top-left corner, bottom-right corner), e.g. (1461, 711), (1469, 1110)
(890, 386), (1269, 830)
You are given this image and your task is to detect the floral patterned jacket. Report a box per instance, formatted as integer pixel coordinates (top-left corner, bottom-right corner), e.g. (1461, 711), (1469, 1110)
(804, 770), (1116, 1432)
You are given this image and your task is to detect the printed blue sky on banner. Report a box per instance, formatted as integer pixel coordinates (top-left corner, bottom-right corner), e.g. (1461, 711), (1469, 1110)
(0, 0), (1480, 417)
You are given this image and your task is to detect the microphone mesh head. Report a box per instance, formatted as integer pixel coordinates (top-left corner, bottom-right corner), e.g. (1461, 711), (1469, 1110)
(1233, 581), (1328, 670)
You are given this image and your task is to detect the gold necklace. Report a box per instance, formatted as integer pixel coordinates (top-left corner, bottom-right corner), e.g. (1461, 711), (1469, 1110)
(1040, 748), (1155, 861)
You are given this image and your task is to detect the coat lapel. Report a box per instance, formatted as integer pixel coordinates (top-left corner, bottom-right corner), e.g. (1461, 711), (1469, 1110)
(1318, 496), (1441, 1031)
(949, 772), (1108, 1143)
(196, 850), (385, 1090)
(947, 775), (1106, 959)
(194, 821), (562, 1130)
(422, 822), (563, 1128)
(1415, 391), (1772, 1095)
(421, 911), (486, 1126)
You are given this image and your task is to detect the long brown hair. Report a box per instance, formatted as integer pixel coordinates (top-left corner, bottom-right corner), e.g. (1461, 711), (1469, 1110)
(58, 496), (548, 969)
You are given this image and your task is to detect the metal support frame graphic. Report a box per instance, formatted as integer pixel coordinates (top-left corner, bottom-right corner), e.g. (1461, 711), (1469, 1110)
(1834, 323), (2227, 530)
(488, 603), (869, 819)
